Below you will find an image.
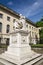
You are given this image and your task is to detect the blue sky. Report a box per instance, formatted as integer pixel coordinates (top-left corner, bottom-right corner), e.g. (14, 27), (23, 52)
(0, 0), (43, 22)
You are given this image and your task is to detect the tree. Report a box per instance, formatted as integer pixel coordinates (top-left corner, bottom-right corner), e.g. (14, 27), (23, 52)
(36, 17), (43, 44)
(39, 28), (43, 44)
(36, 18), (43, 27)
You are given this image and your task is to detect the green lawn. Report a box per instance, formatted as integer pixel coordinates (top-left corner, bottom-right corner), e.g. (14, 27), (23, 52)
(31, 44), (43, 48)
(0, 44), (8, 48)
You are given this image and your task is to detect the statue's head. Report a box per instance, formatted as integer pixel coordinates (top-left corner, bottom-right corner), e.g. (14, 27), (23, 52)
(13, 14), (26, 30)
(19, 14), (25, 19)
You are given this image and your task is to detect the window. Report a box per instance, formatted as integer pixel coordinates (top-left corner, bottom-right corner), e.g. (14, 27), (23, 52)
(6, 38), (9, 45)
(29, 26), (31, 29)
(0, 38), (1, 43)
(26, 25), (28, 28)
(0, 22), (2, 32)
(0, 13), (3, 18)
(13, 19), (15, 23)
(6, 25), (10, 33)
(29, 31), (32, 43)
(29, 31), (31, 38)
(32, 32), (34, 36)
(32, 27), (33, 30)
(26, 23), (28, 28)
(7, 16), (10, 21)
(13, 19), (16, 30)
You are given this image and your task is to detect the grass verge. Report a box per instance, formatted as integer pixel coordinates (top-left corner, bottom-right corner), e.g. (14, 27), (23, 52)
(0, 44), (8, 48)
(30, 44), (43, 48)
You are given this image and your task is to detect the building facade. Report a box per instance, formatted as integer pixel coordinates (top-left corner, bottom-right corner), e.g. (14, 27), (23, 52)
(0, 4), (39, 45)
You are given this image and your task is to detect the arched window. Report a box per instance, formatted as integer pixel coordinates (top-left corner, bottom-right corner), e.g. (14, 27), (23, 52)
(6, 25), (10, 33)
(0, 22), (2, 32)
(0, 13), (3, 18)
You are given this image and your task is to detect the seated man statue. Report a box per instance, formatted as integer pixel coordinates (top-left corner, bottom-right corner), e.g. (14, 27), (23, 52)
(13, 14), (26, 30)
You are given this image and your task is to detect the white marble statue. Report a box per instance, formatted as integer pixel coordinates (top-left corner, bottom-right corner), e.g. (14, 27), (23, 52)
(14, 14), (26, 30)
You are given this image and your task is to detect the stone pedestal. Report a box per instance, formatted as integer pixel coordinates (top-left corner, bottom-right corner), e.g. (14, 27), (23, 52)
(0, 30), (43, 65)
(6, 30), (31, 57)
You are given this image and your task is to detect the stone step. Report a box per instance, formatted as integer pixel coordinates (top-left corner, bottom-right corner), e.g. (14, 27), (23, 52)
(0, 58), (14, 65)
(0, 54), (43, 65)
(23, 55), (43, 65)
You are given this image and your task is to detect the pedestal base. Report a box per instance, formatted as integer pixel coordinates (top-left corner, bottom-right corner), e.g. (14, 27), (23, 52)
(0, 30), (43, 65)
(0, 50), (43, 65)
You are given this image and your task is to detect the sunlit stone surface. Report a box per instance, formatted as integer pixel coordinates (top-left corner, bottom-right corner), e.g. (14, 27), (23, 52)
(0, 15), (43, 65)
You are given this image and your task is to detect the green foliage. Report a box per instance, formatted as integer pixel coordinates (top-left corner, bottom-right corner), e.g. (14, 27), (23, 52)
(39, 28), (43, 44)
(36, 17), (43, 44)
(36, 21), (43, 27)
(36, 18), (43, 27)
(39, 28), (43, 37)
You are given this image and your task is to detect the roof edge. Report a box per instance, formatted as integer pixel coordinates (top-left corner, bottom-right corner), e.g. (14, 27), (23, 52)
(0, 3), (37, 27)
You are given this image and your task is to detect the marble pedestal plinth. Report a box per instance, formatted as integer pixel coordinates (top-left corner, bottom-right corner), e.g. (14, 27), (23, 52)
(0, 30), (43, 65)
